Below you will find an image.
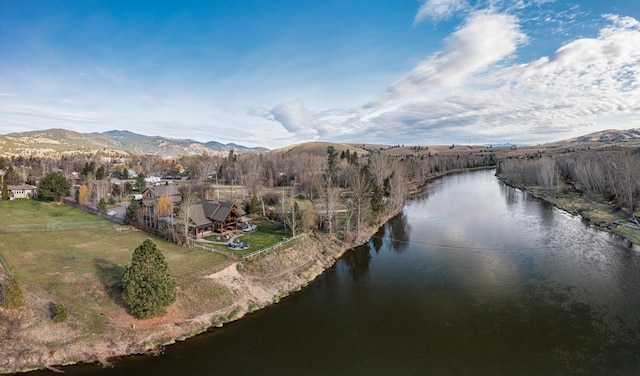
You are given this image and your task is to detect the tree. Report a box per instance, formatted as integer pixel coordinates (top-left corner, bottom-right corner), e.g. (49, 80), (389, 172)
(78, 184), (91, 205)
(177, 189), (198, 245)
(121, 239), (177, 319)
(135, 173), (146, 191)
(125, 198), (139, 224)
(97, 197), (107, 213)
(2, 177), (8, 200)
(37, 172), (70, 202)
(2, 274), (26, 309)
(95, 165), (106, 180)
(156, 195), (172, 218)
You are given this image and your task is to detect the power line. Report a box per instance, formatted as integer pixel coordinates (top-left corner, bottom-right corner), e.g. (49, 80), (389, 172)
(369, 235), (596, 252)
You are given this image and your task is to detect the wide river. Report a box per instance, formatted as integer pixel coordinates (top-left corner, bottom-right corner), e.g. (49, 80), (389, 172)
(34, 169), (640, 375)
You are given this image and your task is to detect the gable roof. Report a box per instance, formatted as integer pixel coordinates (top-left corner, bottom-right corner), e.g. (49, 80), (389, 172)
(189, 204), (213, 228)
(200, 200), (245, 222)
(148, 184), (181, 197)
(8, 184), (37, 191)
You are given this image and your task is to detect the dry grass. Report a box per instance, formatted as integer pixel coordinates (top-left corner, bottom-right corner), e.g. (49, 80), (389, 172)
(0, 200), (236, 372)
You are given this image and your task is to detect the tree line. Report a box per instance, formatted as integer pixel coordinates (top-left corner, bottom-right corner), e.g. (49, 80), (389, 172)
(497, 148), (640, 222)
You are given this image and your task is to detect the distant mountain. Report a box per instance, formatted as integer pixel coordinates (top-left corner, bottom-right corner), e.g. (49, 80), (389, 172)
(0, 128), (268, 157)
(564, 128), (640, 143)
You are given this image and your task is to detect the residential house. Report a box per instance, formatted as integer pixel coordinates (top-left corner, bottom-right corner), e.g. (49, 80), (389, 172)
(188, 200), (246, 238)
(139, 183), (182, 228)
(7, 184), (37, 199)
(66, 172), (84, 187)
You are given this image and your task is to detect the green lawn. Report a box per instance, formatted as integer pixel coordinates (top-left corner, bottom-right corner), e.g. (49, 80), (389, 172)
(204, 217), (292, 255)
(0, 199), (101, 225)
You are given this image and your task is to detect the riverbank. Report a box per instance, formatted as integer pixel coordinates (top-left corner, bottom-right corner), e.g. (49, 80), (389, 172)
(0, 208), (398, 374)
(496, 175), (640, 248)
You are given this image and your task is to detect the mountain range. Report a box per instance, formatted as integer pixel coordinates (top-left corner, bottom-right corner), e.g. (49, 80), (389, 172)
(1, 127), (639, 158)
(0, 129), (268, 158)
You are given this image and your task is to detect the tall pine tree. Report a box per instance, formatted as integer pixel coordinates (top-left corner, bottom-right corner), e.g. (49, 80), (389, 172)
(121, 239), (176, 319)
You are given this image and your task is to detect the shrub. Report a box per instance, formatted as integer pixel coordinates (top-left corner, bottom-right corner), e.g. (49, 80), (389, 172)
(52, 303), (69, 323)
(2, 275), (26, 309)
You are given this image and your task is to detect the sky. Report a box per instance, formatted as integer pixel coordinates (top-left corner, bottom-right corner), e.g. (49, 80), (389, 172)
(1, 0), (640, 149)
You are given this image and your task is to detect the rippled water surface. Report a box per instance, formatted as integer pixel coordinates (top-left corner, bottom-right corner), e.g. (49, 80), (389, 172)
(37, 169), (640, 375)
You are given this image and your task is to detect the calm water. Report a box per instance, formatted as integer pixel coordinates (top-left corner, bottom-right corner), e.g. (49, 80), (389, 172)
(34, 169), (640, 375)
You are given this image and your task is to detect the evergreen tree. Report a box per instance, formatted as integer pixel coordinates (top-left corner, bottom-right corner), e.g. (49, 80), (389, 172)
(37, 172), (71, 202)
(95, 165), (106, 180)
(2, 177), (8, 200)
(2, 274), (26, 309)
(121, 239), (177, 319)
(135, 173), (146, 191)
(97, 198), (107, 213)
(124, 198), (139, 224)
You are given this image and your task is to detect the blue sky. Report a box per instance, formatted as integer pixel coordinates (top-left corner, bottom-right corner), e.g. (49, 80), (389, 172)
(1, 0), (640, 149)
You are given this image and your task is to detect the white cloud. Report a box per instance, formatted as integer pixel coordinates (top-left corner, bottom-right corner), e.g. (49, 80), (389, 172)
(267, 100), (317, 138)
(267, 12), (640, 145)
(385, 11), (527, 100)
(415, 0), (468, 23)
(0, 93), (17, 97)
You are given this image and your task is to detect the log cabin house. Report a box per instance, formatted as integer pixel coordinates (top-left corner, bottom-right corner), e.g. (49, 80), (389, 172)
(188, 200), (246, 239)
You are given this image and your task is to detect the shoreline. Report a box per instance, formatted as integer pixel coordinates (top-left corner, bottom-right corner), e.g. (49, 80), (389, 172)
(496, 175), (640, 250)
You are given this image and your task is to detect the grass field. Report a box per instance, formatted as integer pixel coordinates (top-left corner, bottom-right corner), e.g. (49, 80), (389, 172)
(204, 217), (292, 255)
(0, 200), (232, 337)
(0, 199), (102, 225)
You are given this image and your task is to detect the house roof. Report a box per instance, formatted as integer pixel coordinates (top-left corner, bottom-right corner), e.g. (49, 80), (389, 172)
(189, 204), (213, 228)
(147, 184), (181, 197)
(196, 200), (246, 223)
(8, 184), (36, 190)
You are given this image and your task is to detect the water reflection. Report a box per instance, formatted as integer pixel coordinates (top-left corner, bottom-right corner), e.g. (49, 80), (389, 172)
(341, 243), (371, 281)
(387, 211), (410, 253)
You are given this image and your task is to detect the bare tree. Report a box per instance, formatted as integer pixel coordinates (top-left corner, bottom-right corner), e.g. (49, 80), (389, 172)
(324, 186), (340, 235)
(387, 160), (408, 213)
(177, 189), (198, 245)
(537, 157), (557, 192)
(349, 170), (372, 240)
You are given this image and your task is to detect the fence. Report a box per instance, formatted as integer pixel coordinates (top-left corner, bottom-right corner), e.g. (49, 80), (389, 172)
(0, 220), (117, 233)
(190, 233), (308, 261)
(63, 198), (124, 224)
(0, 253), (8, 276)
(190, 243), (241, 260)
(241, 233), (308, 260)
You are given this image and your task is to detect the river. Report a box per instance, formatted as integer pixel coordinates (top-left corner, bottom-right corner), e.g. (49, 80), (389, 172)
(32, 169), (640, 375)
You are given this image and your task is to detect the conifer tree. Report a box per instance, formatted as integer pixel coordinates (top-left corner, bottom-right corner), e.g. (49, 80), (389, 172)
(121, 239), (176, 319)
(2, 178), (8, 200)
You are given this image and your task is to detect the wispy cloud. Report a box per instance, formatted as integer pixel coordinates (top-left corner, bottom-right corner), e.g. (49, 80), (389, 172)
(1, 104), (99, 123)
(415, 0), (468, 23)
(389, 11), (527, 98)
(0, 93), (17, 97)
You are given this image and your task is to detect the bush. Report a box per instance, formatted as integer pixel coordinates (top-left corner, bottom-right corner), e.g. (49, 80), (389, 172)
(52, 303), (69, 323)
(2, 275), (26, 309)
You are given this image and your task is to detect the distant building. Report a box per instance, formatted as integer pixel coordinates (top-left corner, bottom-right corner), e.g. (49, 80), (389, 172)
(7, 184), (37, 199)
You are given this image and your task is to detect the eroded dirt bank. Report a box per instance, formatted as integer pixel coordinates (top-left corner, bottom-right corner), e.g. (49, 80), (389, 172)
(0, 226), (385, 374)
